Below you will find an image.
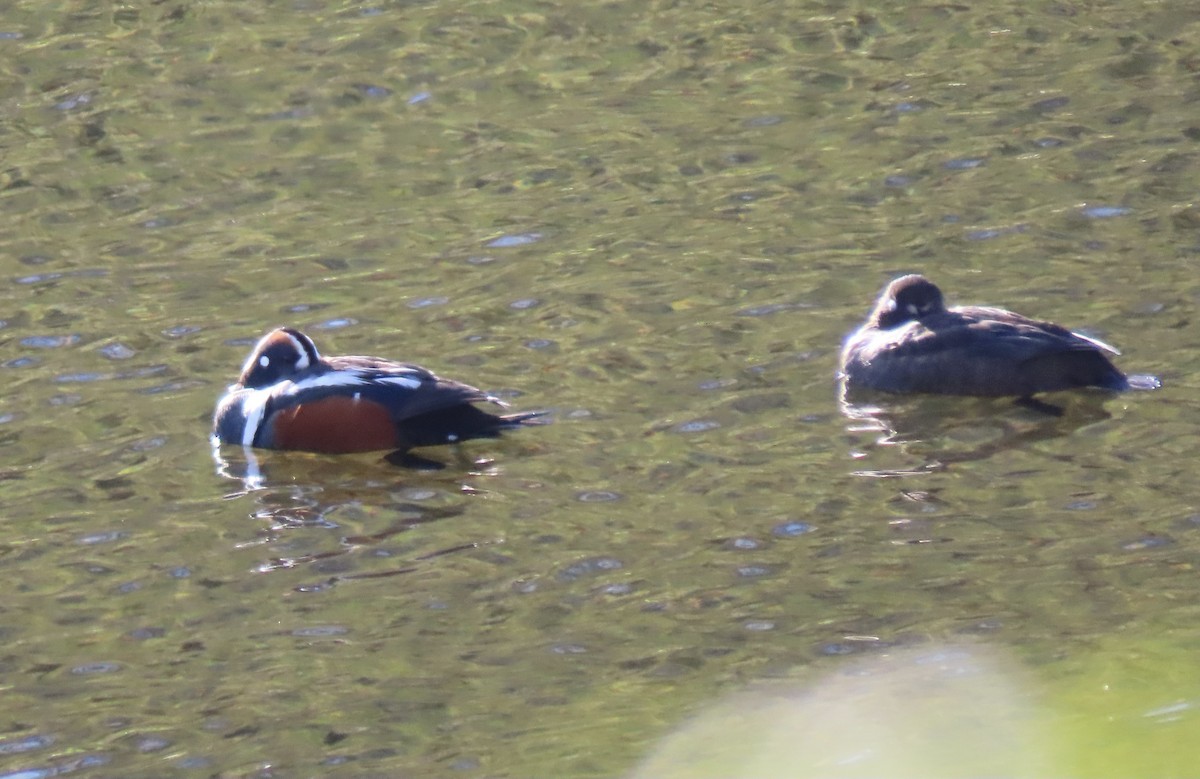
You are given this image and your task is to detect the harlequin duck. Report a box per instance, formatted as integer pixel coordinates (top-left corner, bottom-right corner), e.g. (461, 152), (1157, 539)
(212, 327), (544, 457)
(839, 274), (1137, 398)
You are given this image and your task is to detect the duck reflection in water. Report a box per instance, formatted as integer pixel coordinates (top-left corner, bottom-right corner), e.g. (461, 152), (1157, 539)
(837, 273), (1159, 474)
(212, 447), (483, 586)
(212, 439), (509, 495)
(838, 390), (1120, 477)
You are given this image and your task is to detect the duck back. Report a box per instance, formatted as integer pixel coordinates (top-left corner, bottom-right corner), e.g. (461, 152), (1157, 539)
(841, 304), (1128, 397)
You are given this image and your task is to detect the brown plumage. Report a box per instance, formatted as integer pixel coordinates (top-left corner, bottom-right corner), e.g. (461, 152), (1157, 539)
(839, 275), (1130, 397)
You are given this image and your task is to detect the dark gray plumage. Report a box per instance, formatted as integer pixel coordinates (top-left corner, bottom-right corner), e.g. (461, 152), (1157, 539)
(839, 275), (1129, 397)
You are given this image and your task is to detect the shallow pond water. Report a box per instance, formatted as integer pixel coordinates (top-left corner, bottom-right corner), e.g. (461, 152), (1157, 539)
(3, 0), (1200, 777)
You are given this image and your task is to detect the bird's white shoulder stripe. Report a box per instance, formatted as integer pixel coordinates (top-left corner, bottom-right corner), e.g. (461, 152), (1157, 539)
(285, 371), (369, 394)
(375, 375), (423, 389)
(271, 370), (425, 398)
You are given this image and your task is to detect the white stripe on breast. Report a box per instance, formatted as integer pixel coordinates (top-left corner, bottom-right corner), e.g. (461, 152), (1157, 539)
(239, 388), (272, 447)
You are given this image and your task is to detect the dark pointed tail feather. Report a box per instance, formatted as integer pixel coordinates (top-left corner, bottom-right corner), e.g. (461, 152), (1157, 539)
(497, 410), (551, 428)
(1096, 371), (1131, 392)
(1022, 351), (1129, 393)
(1074, 355), (1129, 391)
(1077, 353), (1129, 391)
(399, 405), (549, 449)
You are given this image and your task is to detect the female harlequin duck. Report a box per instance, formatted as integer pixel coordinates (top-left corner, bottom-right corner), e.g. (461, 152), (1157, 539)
(212, 327), (544, 456)
(839, 274), (1135, 398)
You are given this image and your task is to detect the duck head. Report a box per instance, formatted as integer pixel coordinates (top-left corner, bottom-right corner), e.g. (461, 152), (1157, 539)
(871, 274), (946, 329)
(236, 327), (322, 389)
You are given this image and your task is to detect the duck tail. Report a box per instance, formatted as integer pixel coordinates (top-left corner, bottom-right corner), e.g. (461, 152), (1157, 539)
(1096, 371), (1130, 392)
(497, 410), (551, 428)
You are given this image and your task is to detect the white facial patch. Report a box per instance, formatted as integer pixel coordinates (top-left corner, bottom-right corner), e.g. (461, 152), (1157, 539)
(906, 303), (921, 315)
(238, 334), (273, 380)
(259, 355), (270, 368)
(282, 331), (312, 371)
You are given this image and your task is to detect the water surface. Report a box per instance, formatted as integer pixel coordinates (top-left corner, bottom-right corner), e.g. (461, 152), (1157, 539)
(2, 1), (1200, 777)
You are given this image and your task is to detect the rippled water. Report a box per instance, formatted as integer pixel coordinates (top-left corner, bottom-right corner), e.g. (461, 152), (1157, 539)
(2, 0), (1200, 777)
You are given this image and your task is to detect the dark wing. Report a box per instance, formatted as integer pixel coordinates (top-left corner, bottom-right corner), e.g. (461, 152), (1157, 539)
(319, 356), (535, 449)
(845, 309), (1124, 395)
(949, 306), (1119, 354)
(321, 356), (504, 420)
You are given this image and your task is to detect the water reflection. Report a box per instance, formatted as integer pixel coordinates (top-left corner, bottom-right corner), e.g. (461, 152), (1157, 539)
(212, 439), (492, 494)
(211, 440), (267, 492)
(213, 443), (490, 590)
(2, 0), (1195, 773)
(838, 382), (1117, 476)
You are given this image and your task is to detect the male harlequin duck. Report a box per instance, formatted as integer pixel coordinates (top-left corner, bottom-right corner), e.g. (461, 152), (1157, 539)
(212, 327), (544, 456)
(839, 274), (1138, 398)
